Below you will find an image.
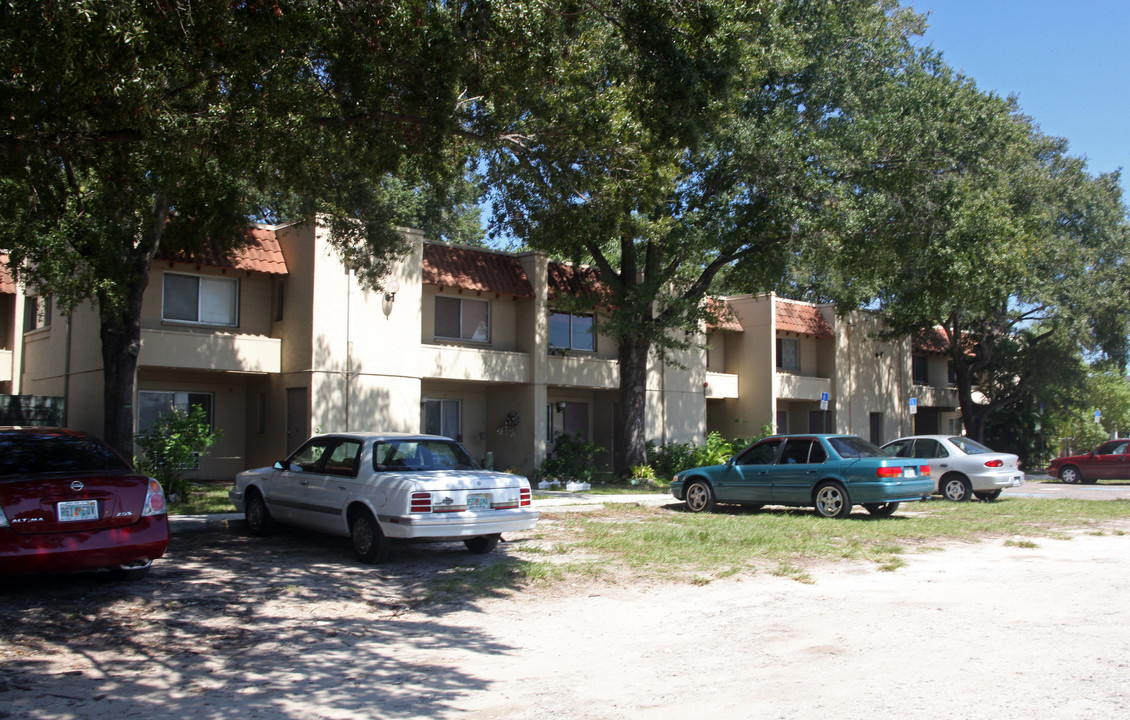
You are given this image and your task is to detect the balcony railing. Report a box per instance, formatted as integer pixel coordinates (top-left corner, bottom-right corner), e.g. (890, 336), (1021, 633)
(705, 371), (739, 398)
(546, 353), (619, 389)
(140, 328), (281, 373)
(776, 371), (832, 401)
(912, 384), (959, 409)
(419, 344), (530, 383)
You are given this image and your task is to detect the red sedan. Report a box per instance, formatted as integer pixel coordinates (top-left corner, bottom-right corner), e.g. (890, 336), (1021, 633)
(1046, 439), (1130, 484)
(0, 427), (169, 579)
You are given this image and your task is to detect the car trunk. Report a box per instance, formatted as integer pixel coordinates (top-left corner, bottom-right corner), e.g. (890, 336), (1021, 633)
(407, 470), (528, 512)
(0, 472), (151, 535)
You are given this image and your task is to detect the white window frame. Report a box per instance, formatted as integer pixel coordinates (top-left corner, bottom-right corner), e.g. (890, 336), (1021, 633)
(434, 296), (490, 343)
(162, 271), (239, 327)
(549, 311), (595, 352)
(422, 398), (461, 440)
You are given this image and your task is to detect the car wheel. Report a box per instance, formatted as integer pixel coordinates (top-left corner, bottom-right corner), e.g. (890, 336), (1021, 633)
(245, 490), (276, 536)
(1059, 465), (1082, 484)
(464, 534), (501, 554)
(974, 489), (1002, 501)
(684, 479), (715, 513)
(941, 474), (972, 502)
(863, 502), (900, 518)
(814, 482), (851, 519)
(350, 510), (391, 564)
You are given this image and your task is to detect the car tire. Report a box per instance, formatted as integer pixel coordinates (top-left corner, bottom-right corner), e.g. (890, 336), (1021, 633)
(941, 474), (972, 502)
(245, 490), (276, 536)
(464, 534), (501, 554)
(350, 510), (391, 564)
(863, 502), (900, 518)
(1059, 465), (1082, 484)
(974, 489), (1002, 501)
(684, 479), (716, 513)
(814, 482), (851, 519)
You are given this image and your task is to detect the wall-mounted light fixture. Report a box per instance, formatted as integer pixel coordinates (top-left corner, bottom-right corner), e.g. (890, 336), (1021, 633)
(874, 349), (885, 358)
(384, 280), (401, 302)
(556, 401), (567, 413)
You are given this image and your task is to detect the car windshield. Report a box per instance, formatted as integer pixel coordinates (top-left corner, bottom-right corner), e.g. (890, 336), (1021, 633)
(827, 436), (887, 459)
(0, 432), (131, 476)
(373, 439), (480, 472)
(948, 437), (993, 455)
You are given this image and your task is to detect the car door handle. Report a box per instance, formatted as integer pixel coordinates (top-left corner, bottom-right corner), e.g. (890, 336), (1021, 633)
(337, 484), (347, 490)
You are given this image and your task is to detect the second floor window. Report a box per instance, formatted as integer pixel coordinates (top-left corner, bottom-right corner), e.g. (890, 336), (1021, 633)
(23, 295), (51, 332)
(912, 354), (929, 385)
(549, 312), (595, 352)
(776, 337), (799, 371)
(434, 296), (490, 342)
(163, 273), (238, 327)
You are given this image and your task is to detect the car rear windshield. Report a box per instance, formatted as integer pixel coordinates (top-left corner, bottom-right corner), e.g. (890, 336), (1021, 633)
(948, 437), (993, 454)
(373, 439), (480, 472)
(0, 432), (132, 476)
(827, 436), (887, 459)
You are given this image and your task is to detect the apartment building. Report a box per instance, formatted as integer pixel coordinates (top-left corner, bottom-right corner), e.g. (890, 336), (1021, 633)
(0, 223), (961, 478)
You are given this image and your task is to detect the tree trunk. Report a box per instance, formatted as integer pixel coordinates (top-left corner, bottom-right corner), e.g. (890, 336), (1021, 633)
(615, 336), (651, 476)
(99, 194), (168, 459)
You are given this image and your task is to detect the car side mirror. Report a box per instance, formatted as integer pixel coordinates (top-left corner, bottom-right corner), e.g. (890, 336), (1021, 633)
(725, 457), (736, 468)
(273, 460), (291, 471)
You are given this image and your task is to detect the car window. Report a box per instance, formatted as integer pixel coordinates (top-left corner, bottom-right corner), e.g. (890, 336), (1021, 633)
(948, 437), (991, 455)
(735, 439), (782, 466)
(373, 439), (479, 471)
(913, 439), (947, 459)
(884, 440), (912, 458)
(779, 439), (824, 465)
(827, 436), (886, 459)
(0, 432), (132, 475)
(288, 438), (334, 472)
(1095, 441), (1127, 455)
(322, 440), (361, 477)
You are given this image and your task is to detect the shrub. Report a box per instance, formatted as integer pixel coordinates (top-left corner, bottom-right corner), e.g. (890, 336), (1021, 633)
(135, 406), (222, 503)
(646, 439), (697, 481)
(538, 432), (602, 482)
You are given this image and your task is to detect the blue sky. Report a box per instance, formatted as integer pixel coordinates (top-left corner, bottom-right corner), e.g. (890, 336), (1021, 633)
(913, 1), (1129, 184)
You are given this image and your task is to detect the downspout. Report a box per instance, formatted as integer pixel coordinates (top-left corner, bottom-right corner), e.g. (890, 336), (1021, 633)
(63, 312), (72, 426)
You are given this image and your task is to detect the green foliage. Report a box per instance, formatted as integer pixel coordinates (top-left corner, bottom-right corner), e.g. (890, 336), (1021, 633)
(135, 406), (221, 503)
(692, 431), (735, 467)
(646, 440), (697, 481)
(628, 464), (660, 487)
(538, 433), (602, 483)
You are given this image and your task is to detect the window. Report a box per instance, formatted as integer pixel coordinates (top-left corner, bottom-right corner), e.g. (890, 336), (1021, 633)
(776, 337), (799, 371)
(138, 391), (214, 433)
(434, 295), (490, 342)
(23, 295), (51, 332)
(776, 410), (788, 435)
(163, 273), (238, 326)
(549, 312), (595, 351)
(912, 354), (929, 385)
(422, 398), (461, 439)
(736, 438), (783, 466)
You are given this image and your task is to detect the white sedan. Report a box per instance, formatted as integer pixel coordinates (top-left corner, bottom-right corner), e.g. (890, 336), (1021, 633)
(230, 433), (539, 562)
(882, 435), (1024, 501)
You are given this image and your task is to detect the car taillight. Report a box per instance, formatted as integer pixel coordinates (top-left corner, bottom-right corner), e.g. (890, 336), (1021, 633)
(0, 506), (9, 528)
(876, 466), (903, 478)
(520, 488), (532, 507)
(410, 492), (432, 513)
(984, 459), (1004, 468)
(920, 465), (931, 476)
(142, 479), (167, 517)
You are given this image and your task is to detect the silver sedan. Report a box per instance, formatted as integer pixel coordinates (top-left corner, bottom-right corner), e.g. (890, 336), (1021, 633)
(882, 435), (1024, 501)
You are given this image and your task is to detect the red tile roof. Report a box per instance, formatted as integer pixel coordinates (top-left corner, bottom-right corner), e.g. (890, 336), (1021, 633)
(776, 299), (833, 337)
(705, 298), (743, 333)
(914, 326), (952, 354)
(547, 261), (611, 303)
(423, 243), (534, 298)
(0, 255), (16, 295)
(160, 227), (288, 275)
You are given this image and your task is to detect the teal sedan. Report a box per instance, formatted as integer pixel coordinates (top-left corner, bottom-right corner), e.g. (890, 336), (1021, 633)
(671, 434), (934, 518)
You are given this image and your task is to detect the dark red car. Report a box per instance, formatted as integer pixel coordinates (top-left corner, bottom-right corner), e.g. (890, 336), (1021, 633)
(0, 427), (169, 579)
(1046, 439), (1130, 484)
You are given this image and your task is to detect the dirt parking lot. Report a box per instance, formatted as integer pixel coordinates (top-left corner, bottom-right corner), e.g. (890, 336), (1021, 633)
(3, 487), (1130, 719)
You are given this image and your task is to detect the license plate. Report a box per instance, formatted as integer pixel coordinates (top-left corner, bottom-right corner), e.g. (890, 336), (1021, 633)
(467, 493), (491, 510)
(902, 467), (917, 478)
(58, 499), (99, 522)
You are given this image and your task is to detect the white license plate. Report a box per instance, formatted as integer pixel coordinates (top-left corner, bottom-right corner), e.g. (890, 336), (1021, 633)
(58, 499), (99, 522)
(467, 493), (491, 510)
(902, 467), (917, 478)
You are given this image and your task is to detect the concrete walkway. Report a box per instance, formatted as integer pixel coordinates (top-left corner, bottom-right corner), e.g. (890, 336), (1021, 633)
(168, 490), (676, 533)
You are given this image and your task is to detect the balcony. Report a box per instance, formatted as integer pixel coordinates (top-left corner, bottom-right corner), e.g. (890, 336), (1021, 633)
(419, 344), (530, 383)
(776, 371), (832, 401)
(547, 353), (619, 389)
(705, 371), (739, 399)
(913, 384), (959, 409)
(140, 328), (281, 373)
